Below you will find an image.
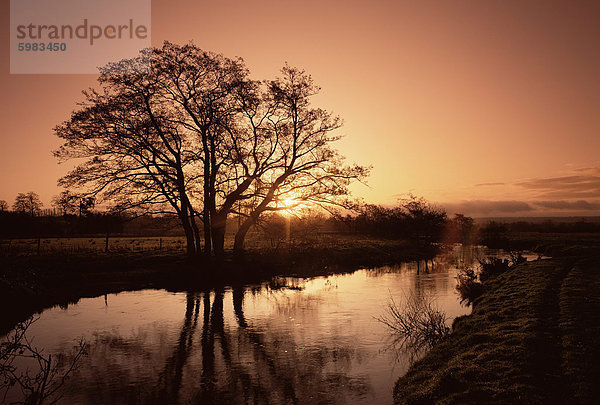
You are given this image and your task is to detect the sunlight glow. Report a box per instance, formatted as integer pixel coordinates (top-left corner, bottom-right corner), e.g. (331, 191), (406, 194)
(278, 196), (303, 216)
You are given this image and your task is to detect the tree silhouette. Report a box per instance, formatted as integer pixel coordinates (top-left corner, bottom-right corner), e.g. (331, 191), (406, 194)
(78, 196), (95, 217)
(12, 192), (43, 216)
(0, 200), (7, 212)
(399, 195), (447, 246)
(231, 66), (369, 253)
(55, 43), (248, 256)
(51, 190), (79, 216)
(448, 213), (475, 244)
(55, 42), (368, 258)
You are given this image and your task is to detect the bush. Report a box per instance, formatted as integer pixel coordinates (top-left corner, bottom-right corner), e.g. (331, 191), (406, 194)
(479, 251), (527, 282)
(456, 267), (484, 305)
(479, 257), (510, 282)
(457, 251), (527, 304)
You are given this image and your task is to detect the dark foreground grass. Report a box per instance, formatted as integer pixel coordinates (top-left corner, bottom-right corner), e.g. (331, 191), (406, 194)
(558, 258), (600, 403)
(394, 248), (600, 404)
(0, 237), (435, 335)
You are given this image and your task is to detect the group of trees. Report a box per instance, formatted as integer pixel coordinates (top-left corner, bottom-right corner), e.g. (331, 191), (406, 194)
(336, 196), (449, 246)
(54, 42), (368, 258)
(51, 191), (95, 216)
(334, 197), (478, 246)
(2, 192), (43, 216)
(0, 191), (95, 217)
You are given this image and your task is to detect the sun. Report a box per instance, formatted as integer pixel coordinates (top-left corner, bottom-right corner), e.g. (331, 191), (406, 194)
(278, 196), (302, 216)
(282, 198), (296, 208)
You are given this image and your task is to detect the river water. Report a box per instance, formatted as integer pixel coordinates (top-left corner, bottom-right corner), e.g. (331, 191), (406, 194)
(1, 246), (509, 404)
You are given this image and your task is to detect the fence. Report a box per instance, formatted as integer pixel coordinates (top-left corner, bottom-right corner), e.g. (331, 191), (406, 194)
(0, 236), (188, 256)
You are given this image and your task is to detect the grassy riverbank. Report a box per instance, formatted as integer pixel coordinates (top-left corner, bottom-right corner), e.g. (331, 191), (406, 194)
(0, 236), (437, 335)
(394, 240), (600, 404)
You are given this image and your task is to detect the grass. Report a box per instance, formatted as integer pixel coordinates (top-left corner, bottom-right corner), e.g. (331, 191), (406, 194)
(0, 232), (433, 256)
(558, 258), (600, 403)
(0, 236), (188, 255)
(394, 239), (600, 404)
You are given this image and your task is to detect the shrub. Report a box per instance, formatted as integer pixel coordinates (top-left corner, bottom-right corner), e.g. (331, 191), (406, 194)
(479, 251), (527, 282)
(456, 267), (484, 305)
(479, 257), (510, 282)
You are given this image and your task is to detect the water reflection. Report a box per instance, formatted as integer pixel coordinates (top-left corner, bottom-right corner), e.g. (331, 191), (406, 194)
(1, 246), (493, 404)
(0, 317), (86, 404)
(60, 290), (372, 404)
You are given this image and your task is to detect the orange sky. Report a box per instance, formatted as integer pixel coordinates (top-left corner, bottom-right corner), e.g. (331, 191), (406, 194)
(1, 0), (599, 217)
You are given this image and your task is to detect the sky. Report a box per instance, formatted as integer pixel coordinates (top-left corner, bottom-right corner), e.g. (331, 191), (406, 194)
(1, 0), (599, 217)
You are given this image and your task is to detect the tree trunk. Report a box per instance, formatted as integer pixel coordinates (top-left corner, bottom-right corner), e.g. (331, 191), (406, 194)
(203, 206), (212, 256)
(233, 216), (254, 254)
(184, 227), (196, 256)
(180, 214), (196, 256)
(190, 213), (202, 255)
(202, 128), (213, 257)
(211, 213), (227, 260)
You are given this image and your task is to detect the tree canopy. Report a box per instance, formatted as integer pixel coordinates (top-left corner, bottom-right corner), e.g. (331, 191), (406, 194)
(12, 192), (43, 216)
(55, 42), (369, 258)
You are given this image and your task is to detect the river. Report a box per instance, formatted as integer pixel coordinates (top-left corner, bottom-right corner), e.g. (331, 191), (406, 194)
(1, 246), (516, 404)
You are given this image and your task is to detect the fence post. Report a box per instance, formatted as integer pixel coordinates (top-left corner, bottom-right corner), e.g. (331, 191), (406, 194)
(159, 238), (163, 251)
(105, 234), (109, 253)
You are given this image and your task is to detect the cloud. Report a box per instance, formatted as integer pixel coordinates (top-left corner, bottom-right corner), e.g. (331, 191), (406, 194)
(572, 167), (600, 175)
(436, 167), (600, 216)
(516, 168), (600, 199)
(442, 200), (534, 216)
(440, 198), (600, 217)
(475, 182), (505, 187)
(532, 200), (600, 210)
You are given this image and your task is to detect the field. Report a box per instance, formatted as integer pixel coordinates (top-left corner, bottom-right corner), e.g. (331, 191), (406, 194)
(0, 232), (421, 256)
(0, 236), (188, 255)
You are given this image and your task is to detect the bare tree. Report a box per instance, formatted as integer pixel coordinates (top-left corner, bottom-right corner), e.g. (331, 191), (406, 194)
(12, 192), (43, 216)
(55, 43), (368, 259)
(51, 190), (79, 216)
(398, 195), (447, 246)
(55, 43), (248, 256)
(186, 65), (369, 257)
(78, 196), (95, 217)
(231, 66), (369, 253)
(0, 200), (7, 212)
(147, 43), (251, 256)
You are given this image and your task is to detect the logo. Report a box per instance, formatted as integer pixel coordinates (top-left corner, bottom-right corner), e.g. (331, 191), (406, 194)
(10, 0), (151, 74)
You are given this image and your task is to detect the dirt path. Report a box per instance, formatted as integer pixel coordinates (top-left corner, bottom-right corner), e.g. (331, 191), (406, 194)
(558, 257), (600, 403)
(531, 259), (572, 403)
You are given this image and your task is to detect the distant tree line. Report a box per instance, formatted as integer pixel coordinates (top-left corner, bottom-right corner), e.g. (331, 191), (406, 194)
(4, 190), (596, 245)
(0, 191), (95, 217)
(0, 192), (475, 245)
(0, 211), (122, 239)
(334, 196), (449, 246)
(502, 219), (600, 233)
(479, 219), (600, 248)
(260, 196), (475, 247)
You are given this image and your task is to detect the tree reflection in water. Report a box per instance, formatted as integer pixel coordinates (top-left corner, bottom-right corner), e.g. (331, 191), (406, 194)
(2, 247), (479, 404)
(56, 286), (373, 404)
